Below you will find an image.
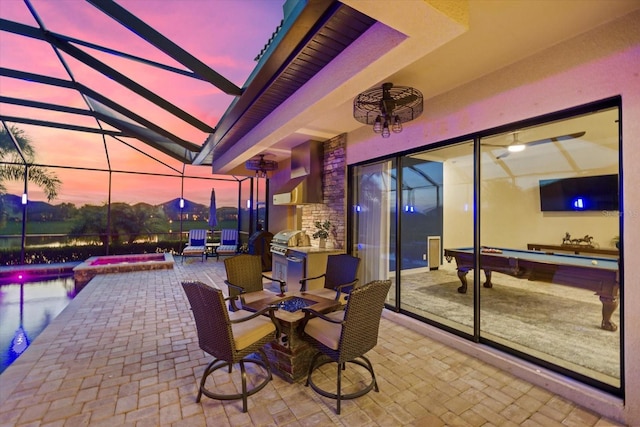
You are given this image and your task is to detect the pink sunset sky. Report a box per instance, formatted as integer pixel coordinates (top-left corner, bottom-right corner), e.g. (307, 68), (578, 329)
(0, 0), (285, 208)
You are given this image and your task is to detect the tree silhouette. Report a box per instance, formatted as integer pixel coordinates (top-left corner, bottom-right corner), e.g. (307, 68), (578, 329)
(0, 125), (62, 201)
(69, 203), (168, 245)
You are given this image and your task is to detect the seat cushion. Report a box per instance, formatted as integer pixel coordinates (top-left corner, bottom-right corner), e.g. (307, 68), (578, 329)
(241, 290), (278, 305)
(304, 310), (345, 350)
(231, 315), (276, 350)
(304, 288), (348, 305)
(183, 246), (205, 254)
(217, 245), (237, 254)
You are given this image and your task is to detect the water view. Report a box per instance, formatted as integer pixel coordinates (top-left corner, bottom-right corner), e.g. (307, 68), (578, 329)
(0, 276), (76, 374)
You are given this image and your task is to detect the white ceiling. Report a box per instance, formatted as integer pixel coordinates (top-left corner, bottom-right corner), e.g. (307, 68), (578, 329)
(220, 0), (639, 174)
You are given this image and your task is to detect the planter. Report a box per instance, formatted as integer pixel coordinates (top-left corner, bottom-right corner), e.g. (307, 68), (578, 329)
(318, 238), (326, 248)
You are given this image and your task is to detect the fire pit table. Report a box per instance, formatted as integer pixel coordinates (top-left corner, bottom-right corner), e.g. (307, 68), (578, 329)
(241, 291), (342, 382)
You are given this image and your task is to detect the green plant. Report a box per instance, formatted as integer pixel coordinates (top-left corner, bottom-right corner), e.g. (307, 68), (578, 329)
(312, 220), (331, 239)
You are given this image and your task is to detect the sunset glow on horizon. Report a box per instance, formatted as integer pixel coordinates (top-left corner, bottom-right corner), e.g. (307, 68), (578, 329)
(1, 0), (285, 208)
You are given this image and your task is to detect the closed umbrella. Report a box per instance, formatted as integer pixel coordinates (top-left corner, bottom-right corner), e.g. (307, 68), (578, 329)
(208, 188), (218, 228)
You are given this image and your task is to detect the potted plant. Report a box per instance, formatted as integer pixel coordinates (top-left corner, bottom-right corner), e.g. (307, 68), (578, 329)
(312, 220), (331, 248)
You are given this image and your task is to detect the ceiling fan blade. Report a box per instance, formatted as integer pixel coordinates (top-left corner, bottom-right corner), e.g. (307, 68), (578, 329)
(394, 94), (418, 106)
(496, 151), (510, 160)
(525, 131), (586, 147)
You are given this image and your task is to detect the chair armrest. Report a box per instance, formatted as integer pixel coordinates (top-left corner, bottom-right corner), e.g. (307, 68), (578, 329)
(299, 273), (327, 292)
(229, 304), (276, 323)
(301, 307), (344, 324)
(229, 305), (282, 338)
(224, 280), (245, 311)
(298, 306), (344, 335)
(224, 280), (246, 294)
(263, 274), (287, 295)
(333, 279), (359, 300)
(261, 273), (285, 286)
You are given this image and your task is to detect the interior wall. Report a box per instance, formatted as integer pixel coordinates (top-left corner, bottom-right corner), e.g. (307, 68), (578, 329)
(346, 10), (640, 424)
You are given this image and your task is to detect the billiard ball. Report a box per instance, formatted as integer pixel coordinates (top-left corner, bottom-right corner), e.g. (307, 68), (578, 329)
(592, 260), (598, 265)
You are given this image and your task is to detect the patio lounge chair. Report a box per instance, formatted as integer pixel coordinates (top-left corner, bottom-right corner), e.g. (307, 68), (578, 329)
(215, 229), (239, 260)
(300, 279), (391, 414)
(181, 280), (279, 413)
(182, 229), (207, 263)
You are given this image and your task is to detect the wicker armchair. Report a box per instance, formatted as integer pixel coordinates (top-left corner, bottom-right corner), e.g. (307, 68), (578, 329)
(224, 254), (286, 311)
(299, 279), (391, 414)
(299, 254), (360, 302)
(181, 281), (280, 413)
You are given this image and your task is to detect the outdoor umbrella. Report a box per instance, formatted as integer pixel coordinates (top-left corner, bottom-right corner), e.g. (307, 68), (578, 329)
(208, 188), (218, 228)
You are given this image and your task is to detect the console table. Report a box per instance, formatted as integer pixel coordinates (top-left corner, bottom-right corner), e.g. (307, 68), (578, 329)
(527, 243), (619, 257)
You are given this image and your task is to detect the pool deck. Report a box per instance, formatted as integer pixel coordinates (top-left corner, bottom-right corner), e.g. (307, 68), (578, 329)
(0, 258), (623, 426)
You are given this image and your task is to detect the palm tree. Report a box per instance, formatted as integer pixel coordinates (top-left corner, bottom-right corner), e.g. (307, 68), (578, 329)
(0, 125), (61, 201)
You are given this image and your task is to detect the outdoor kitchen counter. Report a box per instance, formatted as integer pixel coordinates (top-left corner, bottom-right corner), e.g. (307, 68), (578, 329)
(287, 246), (344, 255)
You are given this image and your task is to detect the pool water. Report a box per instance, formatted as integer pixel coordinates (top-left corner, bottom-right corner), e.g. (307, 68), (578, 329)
(0, 276), (76, 374)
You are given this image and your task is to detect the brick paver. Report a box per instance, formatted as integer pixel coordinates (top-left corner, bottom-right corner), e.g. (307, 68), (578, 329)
(0, 259), (626, 426)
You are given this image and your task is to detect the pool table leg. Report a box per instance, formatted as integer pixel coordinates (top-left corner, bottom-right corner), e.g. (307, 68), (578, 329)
(456, 270), (468, 293)
(456, 269), (493, 294)
(482, 270), (493, 289)
(600, 295), (618, 331)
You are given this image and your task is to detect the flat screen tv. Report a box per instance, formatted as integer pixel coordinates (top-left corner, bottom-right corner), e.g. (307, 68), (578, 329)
(539, 174), (618, 211)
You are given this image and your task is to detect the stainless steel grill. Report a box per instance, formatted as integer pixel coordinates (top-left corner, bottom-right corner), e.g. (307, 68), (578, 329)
(270, 230), (309, 255)
(270, 230), (310, 286)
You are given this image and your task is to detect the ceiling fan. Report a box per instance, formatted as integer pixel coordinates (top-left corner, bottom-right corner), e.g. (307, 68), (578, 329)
(485, 131), (586, 159)
(353, 82), (424, 137)
(245, 154), (278, 177)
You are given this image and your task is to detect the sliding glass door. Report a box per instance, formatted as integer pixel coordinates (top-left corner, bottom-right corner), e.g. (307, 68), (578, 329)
(478, 107), (620, 387)
(349, 100), (621, 391)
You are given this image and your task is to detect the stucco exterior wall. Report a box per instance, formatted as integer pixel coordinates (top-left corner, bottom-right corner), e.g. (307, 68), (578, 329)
(346, 10), (640, 424)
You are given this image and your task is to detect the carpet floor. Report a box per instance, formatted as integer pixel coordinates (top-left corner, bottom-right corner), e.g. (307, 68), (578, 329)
(397, 267), (620, 383)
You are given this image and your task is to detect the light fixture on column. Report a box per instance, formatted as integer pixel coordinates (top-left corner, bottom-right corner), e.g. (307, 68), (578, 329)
(354, 82), (423, 138)
(245, 154), (278, 178)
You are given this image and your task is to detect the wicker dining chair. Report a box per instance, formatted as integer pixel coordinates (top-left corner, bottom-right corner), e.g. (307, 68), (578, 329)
(299, 254), (360, 302)
(224, 254), (286, 311)
(181, 280), (279, 413)
(299, 279), (391, 414)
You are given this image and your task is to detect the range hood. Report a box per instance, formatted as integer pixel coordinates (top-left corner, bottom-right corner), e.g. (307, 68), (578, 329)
(273, 140), (323, 205)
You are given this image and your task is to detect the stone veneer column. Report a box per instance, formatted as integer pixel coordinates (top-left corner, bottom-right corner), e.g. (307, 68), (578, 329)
(301, 134), (346, 249)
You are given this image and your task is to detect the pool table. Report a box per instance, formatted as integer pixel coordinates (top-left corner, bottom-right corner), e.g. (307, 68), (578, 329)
(444, 247), (620, 331)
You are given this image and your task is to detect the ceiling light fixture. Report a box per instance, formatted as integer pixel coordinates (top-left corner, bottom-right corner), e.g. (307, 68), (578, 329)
(245, 154), (278, 178)
(507, 133), (526, 153)
(353, 82), (423, 138)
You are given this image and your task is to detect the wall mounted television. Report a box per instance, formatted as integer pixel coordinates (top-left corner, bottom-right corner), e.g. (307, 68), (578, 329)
(539, 174), (619, 211)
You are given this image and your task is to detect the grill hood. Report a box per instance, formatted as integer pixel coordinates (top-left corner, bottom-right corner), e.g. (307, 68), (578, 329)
(273, 140), (323, 205)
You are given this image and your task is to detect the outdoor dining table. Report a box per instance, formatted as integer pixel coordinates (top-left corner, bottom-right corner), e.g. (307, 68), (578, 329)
(241, 290), (342, 382)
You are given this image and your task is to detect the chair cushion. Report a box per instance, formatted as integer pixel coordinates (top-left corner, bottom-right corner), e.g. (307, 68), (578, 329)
(183, 246), (205, 254)
(241, 290), (278, 305)
(222, 239), (236, 245)
(191, 238), (205, 246)
(304, 310), (345, 350)
(228, 309), (255, 321)
(232, 315), (276, 350)
(305, 288), (348, 305)
(217, 245), (237, 254)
